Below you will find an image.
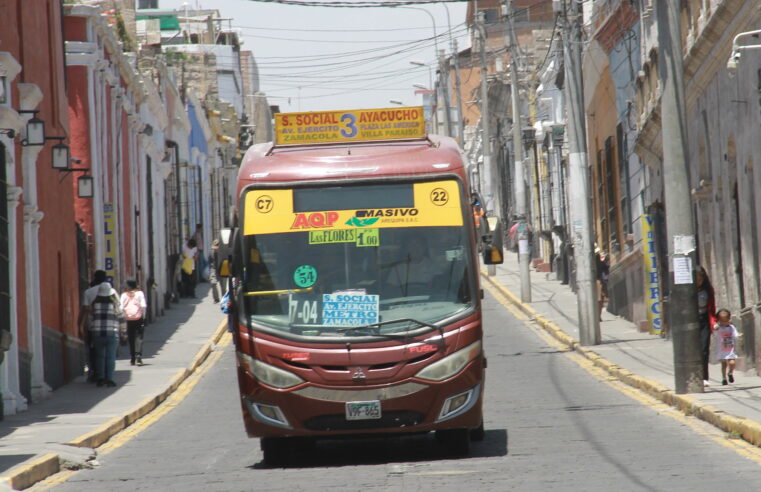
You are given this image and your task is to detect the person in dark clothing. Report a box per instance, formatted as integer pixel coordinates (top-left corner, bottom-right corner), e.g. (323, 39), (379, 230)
(596, 250), (610, 321)
(696, 266), (716, 387)
(78, 270), (108, 382)
(181, 238), (199, 298)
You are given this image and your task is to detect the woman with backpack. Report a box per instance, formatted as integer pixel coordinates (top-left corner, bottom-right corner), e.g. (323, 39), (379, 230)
(91, 281), (124, 387)
(121, 280), (147, 366)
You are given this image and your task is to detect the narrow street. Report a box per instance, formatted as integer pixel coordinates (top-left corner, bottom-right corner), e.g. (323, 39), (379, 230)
(41, 291), (761, 491)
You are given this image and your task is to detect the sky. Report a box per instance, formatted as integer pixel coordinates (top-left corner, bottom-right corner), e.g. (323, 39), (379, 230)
(155, 0), (471, 113)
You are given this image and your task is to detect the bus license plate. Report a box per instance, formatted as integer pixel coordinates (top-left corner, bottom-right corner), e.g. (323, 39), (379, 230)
(345, 400), (381, 420)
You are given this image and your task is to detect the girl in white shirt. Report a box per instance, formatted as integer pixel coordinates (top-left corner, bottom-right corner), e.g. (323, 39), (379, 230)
(714, 309), (740, 386)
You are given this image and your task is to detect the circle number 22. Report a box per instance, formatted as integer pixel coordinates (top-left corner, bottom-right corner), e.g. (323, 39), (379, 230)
(430, 188), (449, 206)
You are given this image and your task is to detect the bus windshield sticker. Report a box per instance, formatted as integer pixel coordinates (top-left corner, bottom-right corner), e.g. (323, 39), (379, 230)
(355, 228), (379, 247)
(322, 292), (379, 326)
(293, 265), (318, 288)
(244, 181), (463, 236)
(309, 228), (380, 247)
(289, 294), (321, 325)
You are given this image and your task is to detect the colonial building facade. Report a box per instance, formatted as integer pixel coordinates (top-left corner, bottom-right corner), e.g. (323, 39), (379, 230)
(0, 1), (267, 418)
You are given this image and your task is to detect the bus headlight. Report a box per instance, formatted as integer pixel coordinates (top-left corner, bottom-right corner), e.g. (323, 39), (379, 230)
(437, 385), (480, 422)
(415, 341), (482, 382)
(238, 352), (305, 389)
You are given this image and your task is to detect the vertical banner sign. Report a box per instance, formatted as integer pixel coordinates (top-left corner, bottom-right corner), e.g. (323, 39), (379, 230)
(104, 203), (116, 285)
(641, 214), (661, 334)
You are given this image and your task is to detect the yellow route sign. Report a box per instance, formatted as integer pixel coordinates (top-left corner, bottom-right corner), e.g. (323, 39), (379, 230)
(274, 107), (426, 145)
(243, 180), (463, 236)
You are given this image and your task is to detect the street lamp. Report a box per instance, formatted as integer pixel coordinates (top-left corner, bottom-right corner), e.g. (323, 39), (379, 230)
(727, 28), (761, 76)
(389, 100), (404, 106)
(413, 83), (430, 91)
(410, 61), (433, 89)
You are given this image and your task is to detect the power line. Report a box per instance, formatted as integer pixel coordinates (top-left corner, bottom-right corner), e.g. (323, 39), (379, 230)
(233, 23), (469, 46)
(244, 0), (468, 7)
(232, 23), (460, 33)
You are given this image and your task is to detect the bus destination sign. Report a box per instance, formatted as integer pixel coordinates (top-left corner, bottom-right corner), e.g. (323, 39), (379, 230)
(274, 107), (426, 145)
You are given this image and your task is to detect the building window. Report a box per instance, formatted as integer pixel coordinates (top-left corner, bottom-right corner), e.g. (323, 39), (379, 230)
(482, 9), (500, 24)
(605, 137), (619, 252)
(597, 148), (607, 246)
(617, 123), (632, 236)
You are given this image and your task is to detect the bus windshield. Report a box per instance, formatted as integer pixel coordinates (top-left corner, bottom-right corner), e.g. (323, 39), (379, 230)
(239, 180), (474, 338)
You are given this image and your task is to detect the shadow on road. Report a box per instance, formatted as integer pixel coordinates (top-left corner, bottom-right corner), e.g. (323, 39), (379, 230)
(250, 428), (508, 469)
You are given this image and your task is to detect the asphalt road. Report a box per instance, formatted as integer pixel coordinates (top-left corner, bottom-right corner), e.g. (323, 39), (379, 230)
(41, 291), (761, 491)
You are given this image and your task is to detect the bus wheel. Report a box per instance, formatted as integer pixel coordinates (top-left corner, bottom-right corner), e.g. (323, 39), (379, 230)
(435, 428), (471, 456)
(470, 421), (485, 441)
(261, 437), (289, 466)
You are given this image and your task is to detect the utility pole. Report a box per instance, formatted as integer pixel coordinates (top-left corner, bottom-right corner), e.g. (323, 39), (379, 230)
(656, 1), (702, 393)
(442, 2), (463, 140)
(438, 48), (453, 137)
(476, 12), (494, 218)
(451, 38), (464, 140)
(506, 0), (531, 302)
(477, 10), (502, 278)
(561, 0), (599, 345)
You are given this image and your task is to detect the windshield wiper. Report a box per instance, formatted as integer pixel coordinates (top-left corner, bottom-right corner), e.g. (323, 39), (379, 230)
(290, 318), (445, 343)
(334, 318), (444, 340)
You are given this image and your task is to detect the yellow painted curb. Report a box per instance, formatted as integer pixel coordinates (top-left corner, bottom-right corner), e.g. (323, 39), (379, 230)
(67, 320), (226, 450)
(0, 453), (59, 491)
(0, 317), (225, 491)
(481, 270), (761, 449)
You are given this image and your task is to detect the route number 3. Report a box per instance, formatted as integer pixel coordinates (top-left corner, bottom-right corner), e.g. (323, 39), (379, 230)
(340, 113), (358, 138)
(430, 188), (449, 206)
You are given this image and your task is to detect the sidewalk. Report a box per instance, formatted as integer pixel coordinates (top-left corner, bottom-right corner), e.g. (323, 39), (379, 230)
(0, 285), (227, 491)
(484, 254), (761, 447)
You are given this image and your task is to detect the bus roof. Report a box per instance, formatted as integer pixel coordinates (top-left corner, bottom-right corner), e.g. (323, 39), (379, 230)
(236, 134), (467, 197)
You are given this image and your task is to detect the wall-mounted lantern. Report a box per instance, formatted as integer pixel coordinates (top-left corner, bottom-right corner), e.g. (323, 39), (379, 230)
(77, 174), (94, 198)
(19, 110), (45, 146)
(51, 139), (71, 170)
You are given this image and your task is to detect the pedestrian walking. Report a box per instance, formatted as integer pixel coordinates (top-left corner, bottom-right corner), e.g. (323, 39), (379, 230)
(596, 249), (610, 321)
(181, 238), (199, 298)
(120, 280), (147, 366)
(193, 223), (207, 282)
(713, 309), (740, 386)
(90, 281), (123, 387)
(696, 266), (716, 387)
(77, 269), (107, 382)
(208, 239), (220, 304)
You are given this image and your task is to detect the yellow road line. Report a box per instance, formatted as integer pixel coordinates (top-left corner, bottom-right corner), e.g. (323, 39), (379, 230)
(484, 281), (761, 465)
(32, 333), (232, 490)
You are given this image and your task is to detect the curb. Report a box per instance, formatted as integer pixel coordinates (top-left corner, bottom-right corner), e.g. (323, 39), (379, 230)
(481, 271), (761, 448)
(0, 319), (228, 491)
(0, 454), (59, 492)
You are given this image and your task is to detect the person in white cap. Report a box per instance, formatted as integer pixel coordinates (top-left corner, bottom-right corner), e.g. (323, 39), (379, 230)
(90, 281), (123, 387)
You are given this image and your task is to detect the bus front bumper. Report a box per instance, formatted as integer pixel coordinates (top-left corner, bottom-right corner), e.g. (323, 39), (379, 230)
(238, 362), (484, 438)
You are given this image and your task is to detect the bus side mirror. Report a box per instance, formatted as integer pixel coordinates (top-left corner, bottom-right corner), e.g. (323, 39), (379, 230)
(483, 244), (504, 264)
(230, 227), (241, 277)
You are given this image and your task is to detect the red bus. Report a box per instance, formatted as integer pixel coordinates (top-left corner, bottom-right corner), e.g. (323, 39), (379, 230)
(228, 107), (502, 465)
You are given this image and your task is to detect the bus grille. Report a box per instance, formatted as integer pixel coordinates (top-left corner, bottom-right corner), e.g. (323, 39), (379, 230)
(303, 411), (424, 431)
